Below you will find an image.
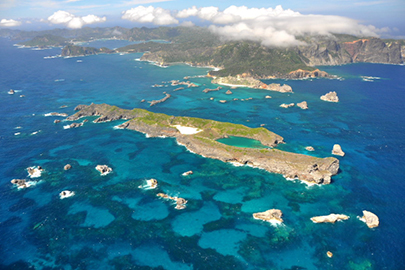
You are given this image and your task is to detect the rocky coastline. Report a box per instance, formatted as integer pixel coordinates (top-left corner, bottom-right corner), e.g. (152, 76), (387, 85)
(66, 103), (340, 185)
(149, 93), (171, 107)
(211, 75), (293, 93)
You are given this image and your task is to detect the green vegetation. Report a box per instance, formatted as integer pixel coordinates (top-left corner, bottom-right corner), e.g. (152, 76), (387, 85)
(61, 45), (114, 57)
(20, 34), (68, 47)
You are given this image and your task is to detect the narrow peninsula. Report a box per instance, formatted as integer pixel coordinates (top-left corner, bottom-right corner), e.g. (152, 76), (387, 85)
(66, 103), (339, 184)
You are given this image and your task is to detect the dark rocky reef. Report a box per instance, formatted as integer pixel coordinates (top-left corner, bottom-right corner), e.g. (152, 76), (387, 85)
(149, 93), (171, 106)
(66, 103), (340, 184)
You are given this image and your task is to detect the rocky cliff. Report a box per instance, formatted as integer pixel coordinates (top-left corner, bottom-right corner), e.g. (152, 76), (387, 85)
(297, 37), (404, 66)
(66, 103), (340, 184)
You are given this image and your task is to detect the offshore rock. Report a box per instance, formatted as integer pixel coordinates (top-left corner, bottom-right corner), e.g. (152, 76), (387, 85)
(225, 90), (233, 95)
(306, 146), (315, 151)
(297, 101), (308, 110)
(95, 165), (112, 176)
(311, 214), (349, 223)
(59, 190), (75, 199)
(149, 93), (171, 107)
(253, 209), (283, 223)
(320, 91), (339, 102)
(332, 144), (345, 156)
(203, 86), (222, 93)
(280, 103), (295, 108)
(138, 178), (158, 189)
(182, 170), (193, 176)
(64, 122), (83, 129)
(8, 89), (15, 95)
(359, 210), (379, 228)
(267, 83), (293, 93)
(157, 193), (188, 210)
(64, 164), (72, 170)
(286, 69), (330, 79)
(27, 166), (43, 178)
(11, 179), (28, 188)
(67, 103), (340, 184)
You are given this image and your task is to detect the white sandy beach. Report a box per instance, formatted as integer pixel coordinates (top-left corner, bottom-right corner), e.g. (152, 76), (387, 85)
(172, 125), (202, 135)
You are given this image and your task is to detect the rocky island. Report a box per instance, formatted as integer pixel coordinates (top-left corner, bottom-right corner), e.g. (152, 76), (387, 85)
(359, 210), (379, 228)
(310, 214), (350, 223)
(212, 75), (293, 93)
(253, 209), (284, 224)
(66, 103), (340, 184)
(157, 193), (188, 209)
(321, 91), (339, 102)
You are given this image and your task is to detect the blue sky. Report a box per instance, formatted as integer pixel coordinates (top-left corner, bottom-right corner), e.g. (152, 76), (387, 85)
(0, 0), (404, 38)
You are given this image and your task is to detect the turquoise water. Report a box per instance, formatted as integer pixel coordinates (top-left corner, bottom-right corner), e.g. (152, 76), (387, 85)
(217, 136), (268, 149)
(0, 37), (404, 269)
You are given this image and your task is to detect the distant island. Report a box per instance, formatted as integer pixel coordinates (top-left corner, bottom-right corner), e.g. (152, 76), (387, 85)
(66, 103), (339, 185)
(3, 26), (403, 79)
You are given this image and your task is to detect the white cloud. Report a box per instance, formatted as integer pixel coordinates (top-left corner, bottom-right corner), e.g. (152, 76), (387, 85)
(0, 19), (22, 27)
(47, 10), (106, 29)
(176, 5), (386, 47)
(122, 6), (178, 25)
(180, 21), (194, 27)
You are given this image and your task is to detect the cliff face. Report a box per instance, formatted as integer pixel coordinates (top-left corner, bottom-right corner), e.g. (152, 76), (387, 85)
(66, 103), (340, 184)
(298, 38), (403, 66)
(296, 40), (353, 66)
(343, 38), (403, 64)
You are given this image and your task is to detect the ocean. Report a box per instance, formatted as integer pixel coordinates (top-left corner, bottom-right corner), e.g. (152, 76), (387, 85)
(0, 37), (404, 270)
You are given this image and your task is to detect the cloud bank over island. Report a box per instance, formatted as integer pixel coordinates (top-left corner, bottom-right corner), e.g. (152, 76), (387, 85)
(120, 5), (388, 47)
(122, 6), (178, 25)
(48, 10), (106, 29)
(1, 4), (391, 46)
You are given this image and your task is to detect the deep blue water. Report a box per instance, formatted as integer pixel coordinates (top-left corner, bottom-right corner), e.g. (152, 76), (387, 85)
(0, 37), (404, 270)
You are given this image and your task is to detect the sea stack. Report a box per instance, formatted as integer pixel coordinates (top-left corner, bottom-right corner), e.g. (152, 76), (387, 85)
(359, 210), (379, 228)
(332, 144), (345, 156)
(320, 91), (339, 102)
